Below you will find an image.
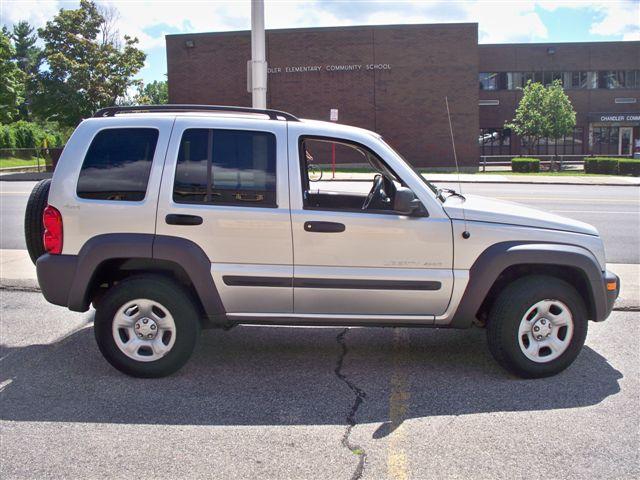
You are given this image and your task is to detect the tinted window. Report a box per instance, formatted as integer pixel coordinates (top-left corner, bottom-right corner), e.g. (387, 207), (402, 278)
(77, 128), (158, 201)
(173, 129), (276, 207)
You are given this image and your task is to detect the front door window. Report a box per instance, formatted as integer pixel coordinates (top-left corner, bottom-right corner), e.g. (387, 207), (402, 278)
(619, 127), (633, 155)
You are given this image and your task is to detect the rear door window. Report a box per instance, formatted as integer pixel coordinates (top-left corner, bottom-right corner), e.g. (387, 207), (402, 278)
(173, 129), (277, 207)
(77, 128), (159, 201)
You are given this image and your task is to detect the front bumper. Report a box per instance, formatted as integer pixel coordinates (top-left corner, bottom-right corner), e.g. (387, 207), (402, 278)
(601, 270), (620, 321)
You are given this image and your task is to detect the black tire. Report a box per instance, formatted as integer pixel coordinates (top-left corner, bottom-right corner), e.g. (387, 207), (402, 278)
(487, 275), (588, 379)
(94, 275), (201, 378)
(24, 179), (51, 264)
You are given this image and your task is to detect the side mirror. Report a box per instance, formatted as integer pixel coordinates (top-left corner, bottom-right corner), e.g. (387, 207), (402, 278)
(394, 187), (421, 215)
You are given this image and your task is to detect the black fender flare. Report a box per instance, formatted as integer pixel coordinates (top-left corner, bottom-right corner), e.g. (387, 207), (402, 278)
(448, 241), (607, 328)
(40, 234), (227, 325)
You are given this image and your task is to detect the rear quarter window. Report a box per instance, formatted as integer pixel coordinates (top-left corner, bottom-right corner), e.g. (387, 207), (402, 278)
(77, 128), (159, 201)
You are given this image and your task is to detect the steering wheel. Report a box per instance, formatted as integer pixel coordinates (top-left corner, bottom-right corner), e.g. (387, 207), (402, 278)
(362, 175), (384, 210)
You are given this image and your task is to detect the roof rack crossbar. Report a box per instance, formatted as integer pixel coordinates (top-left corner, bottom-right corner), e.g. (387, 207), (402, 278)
(93, 104), (300, 122)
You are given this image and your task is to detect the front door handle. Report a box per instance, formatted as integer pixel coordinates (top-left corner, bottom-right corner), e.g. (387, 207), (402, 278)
(166, 214), (203, 226)
(304, 221), (345, 233)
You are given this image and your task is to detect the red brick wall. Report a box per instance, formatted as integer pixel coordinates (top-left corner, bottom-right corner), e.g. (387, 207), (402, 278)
(478, 42), (640, 132)
(166, 24), (479, 168)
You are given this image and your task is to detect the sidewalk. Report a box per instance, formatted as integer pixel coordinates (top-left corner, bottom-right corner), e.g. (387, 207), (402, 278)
(1, 249), (637, 309)
(329, 171), (640, 186)
(1, 170), (638, 185)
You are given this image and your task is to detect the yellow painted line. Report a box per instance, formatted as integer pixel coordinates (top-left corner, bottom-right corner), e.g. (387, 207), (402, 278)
(494, 196), (639, 204)
(387, 328), (411, 480)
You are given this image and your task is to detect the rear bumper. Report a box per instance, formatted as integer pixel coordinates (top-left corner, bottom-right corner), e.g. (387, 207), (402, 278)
(36, 254), (81, 310)
(600, 270), (620, 321)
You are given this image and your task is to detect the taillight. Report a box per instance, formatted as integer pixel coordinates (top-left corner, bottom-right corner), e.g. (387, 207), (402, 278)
(43, 205), (63, 254)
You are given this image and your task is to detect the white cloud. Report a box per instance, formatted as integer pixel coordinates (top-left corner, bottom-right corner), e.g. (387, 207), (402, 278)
(1, 0), (637, 55)
(587, 0), (640, 40)
(0, 0), (63, 29)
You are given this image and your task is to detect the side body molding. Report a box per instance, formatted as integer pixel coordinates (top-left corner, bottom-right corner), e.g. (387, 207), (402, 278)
(448, 241), (606, 328)
(52, 234), (226, 325)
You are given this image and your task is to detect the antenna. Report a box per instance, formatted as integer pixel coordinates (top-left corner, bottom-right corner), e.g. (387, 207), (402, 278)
(445, 97), (470, 239)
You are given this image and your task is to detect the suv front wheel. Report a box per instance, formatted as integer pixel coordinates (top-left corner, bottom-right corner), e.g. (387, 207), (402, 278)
(94, 275), (201, 378)
(487, 275), (588, 378)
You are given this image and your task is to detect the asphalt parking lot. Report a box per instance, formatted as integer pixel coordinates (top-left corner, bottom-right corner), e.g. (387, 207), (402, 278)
(1, 290), (638, 479)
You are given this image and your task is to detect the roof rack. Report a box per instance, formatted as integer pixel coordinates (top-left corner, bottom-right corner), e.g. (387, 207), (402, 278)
(93, 104), (300, 122)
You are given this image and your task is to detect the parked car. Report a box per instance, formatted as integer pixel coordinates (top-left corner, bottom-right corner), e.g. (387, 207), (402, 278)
(26, 105), (619, 378)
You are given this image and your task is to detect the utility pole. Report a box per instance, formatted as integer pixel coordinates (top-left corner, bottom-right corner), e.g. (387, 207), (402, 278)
(250, 0), (267, 109)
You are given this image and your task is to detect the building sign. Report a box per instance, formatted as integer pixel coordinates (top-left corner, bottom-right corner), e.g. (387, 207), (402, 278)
(267, 63), (391, 74)
(589, 112), (640, 123)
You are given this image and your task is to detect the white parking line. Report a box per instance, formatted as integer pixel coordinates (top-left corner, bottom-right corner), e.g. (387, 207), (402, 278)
(550, 210), (640, 214)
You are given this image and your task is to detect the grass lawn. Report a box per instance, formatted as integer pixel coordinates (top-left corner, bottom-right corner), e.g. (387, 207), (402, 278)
(0, 157), (43, 169)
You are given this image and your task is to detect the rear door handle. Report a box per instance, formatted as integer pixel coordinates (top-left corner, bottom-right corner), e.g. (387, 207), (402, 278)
(166, 214), (203, 226)
(304, 221), (345, 233)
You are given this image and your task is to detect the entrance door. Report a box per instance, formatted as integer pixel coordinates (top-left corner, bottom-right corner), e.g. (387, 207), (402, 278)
(619, 127), (633, 155)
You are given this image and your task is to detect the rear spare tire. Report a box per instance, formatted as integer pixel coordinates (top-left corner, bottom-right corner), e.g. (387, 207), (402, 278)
(24, 179), (51, 264)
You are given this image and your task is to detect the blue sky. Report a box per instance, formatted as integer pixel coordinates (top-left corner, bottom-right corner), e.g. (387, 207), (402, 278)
(2, 1), (639, 85)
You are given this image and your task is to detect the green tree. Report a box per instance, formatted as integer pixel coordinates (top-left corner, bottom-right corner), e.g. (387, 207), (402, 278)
(0, 30), (24, 123)
(12, 21), (41, 74)
(506, 79), (576, 158)
(544, 79), (577, 143)
(34, 0), (145, 126)
(135, 79), (168, 105)
(11, 21), (42, 120)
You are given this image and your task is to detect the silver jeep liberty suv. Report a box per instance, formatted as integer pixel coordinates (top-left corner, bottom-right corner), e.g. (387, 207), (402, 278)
(25, 105), (619, 378)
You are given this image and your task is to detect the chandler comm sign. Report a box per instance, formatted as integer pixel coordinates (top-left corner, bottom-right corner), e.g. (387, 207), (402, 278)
(589, 113), (640, 123)
(267, 63), (392, 74)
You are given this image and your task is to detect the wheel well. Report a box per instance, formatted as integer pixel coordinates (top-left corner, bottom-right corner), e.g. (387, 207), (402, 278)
(87, 258), (206, 320)
(476, 264), (595, 323)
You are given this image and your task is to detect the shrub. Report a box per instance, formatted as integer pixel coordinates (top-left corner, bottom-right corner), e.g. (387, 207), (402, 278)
(0, 122), (67, 149)
(584, 157), (598, 174)
(585, 157), (621, 175)
(0, 125), (16, 149)
(618, 159), (640, 177)
(511, 157), (540, 173)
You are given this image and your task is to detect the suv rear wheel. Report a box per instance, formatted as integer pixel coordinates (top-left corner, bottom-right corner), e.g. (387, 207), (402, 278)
(487, 275), (588, 378)
(94, 275), (201, 378)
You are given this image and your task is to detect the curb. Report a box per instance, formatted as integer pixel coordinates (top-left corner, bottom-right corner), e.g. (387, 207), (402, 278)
(0, 278), (40, 291)
(0, 172), (53, 182)
(438, 180), (640, 187)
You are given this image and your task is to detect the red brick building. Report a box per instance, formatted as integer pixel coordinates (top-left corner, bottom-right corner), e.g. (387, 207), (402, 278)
(166, 24), (640, 168)
(479, 41), (640, 160)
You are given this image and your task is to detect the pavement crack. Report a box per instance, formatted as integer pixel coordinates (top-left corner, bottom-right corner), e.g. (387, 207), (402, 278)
(335, 328), (367, 480)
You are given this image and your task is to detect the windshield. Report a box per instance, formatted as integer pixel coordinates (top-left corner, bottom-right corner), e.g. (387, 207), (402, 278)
(379, 138), (440, 196)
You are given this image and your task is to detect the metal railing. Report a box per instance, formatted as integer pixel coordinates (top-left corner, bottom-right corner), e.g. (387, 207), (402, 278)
(0, 148), (58, 173)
